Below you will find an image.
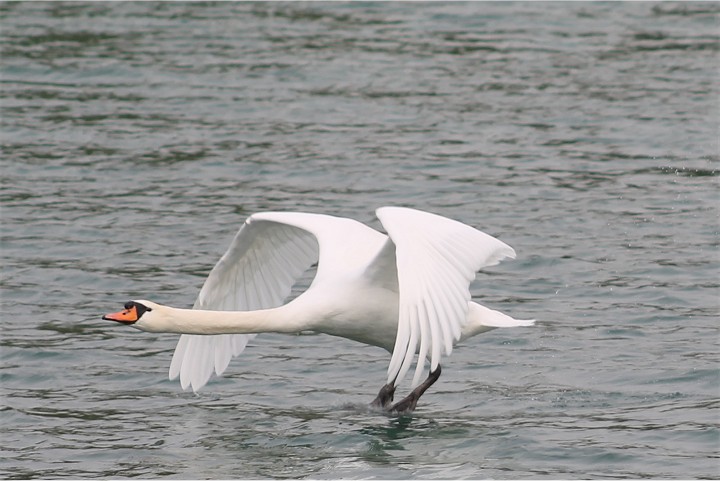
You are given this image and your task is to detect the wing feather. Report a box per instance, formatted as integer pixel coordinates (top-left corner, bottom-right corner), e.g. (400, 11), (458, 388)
(169, 211), (385, 393)
(414, 299), (432, 387)
(169, 216), (320, 392)
(377, 206), (516, 387)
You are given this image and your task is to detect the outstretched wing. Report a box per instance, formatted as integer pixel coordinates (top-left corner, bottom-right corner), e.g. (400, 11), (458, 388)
(376, 206), (516, 388)
(169, 211), (384, 392)
(169, 214), (318, 392)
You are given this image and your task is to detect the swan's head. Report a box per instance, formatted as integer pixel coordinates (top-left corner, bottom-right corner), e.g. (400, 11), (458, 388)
(103, 300), (161, 330)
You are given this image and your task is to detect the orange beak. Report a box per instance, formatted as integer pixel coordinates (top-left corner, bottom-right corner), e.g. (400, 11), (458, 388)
(103, 305), (139, 324)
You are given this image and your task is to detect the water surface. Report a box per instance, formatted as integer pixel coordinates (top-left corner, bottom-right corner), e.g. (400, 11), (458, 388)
(1, 2), (718, 479)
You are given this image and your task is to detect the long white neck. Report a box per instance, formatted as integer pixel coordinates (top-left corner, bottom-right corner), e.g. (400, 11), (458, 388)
(137, 303), (308, 335)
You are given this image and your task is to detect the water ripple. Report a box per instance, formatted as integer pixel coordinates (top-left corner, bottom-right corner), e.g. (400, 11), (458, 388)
(2, 2), (718, 479)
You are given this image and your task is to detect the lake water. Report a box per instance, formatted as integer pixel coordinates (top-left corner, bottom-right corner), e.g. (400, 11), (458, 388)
(1, 2), (718, 479)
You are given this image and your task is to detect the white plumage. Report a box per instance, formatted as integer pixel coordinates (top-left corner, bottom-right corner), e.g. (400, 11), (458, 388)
(159, 206), (531, 391)
(105, 206), (533, 410)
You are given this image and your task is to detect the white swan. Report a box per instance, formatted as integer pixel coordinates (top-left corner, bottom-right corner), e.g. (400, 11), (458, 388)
(103, 206), (534, 413)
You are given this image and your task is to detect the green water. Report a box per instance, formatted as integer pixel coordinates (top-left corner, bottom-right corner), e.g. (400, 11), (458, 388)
(2, 2), (718, 479)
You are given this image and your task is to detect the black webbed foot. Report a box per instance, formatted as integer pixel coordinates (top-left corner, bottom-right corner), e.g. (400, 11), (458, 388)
(370, 383), (396, 409)
(372, 365), (442, 415)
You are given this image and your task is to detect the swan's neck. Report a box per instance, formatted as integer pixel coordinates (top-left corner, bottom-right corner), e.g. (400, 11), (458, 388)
(139, 304), (306, 335)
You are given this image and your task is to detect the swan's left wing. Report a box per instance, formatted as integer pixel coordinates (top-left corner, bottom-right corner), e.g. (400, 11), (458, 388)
(376, 206), (516, 388)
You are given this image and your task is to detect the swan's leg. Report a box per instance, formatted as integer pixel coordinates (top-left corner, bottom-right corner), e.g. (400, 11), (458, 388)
(370, 383), (396, 409)
(387, 365), (442, 415)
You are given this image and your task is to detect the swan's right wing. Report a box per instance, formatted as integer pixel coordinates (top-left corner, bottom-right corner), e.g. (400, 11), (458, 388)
(169, 214), (318, 392)
(169, 210), (386, 392)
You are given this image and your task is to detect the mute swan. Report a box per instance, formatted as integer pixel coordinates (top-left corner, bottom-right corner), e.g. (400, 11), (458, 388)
(103, 206), (534, 414)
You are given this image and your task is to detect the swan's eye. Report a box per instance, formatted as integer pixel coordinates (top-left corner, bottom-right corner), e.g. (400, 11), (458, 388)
(133, 302), (152, 317)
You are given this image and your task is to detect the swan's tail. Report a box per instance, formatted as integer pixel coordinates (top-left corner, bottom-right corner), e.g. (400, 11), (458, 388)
(471, 302), (535, 328)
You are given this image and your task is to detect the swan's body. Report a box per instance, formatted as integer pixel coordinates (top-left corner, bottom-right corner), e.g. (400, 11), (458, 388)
(104, 206), (533, 413)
